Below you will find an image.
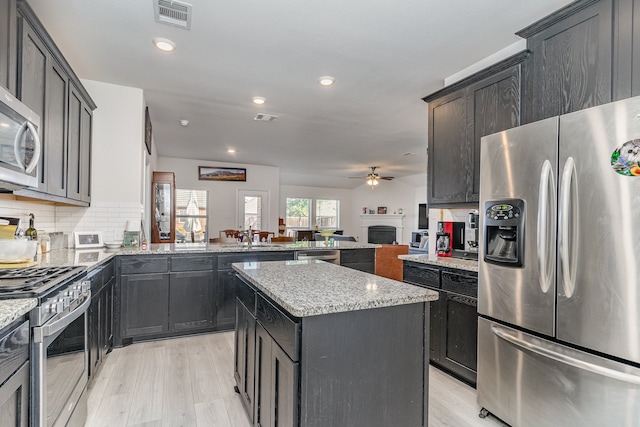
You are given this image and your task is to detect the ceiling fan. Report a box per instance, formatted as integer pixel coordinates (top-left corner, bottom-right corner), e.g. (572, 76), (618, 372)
(349, 166), (394, 190)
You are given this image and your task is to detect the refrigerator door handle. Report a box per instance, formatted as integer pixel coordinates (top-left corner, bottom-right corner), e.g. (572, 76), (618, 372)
(491, 325), (640, 385)
(558, 157), (578, 298)
(537, 160), (555, 293)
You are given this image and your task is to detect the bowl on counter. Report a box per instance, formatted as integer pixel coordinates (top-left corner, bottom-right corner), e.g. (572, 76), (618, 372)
(0, 239), (38, 263)
(104, 241), (123, 249)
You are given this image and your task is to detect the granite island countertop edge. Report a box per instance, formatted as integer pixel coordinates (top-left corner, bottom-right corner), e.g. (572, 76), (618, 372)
(233, 260), (439, 318)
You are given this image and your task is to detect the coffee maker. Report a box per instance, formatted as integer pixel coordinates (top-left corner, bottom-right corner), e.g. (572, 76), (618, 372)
(436, 221), (465, 257)
(467, 210), (480, 252)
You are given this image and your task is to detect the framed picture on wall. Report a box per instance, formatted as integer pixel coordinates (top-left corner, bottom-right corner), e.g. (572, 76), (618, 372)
(198, 166), (247, 181)
(377, 206), (387, 214)
(144, 107), (152, 155)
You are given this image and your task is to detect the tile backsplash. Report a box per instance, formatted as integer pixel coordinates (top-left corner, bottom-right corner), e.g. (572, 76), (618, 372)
(0, 197), (143, 247)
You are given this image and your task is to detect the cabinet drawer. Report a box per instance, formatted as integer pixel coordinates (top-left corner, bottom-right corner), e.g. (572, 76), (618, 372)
(258, 251), (295, 262)
(171, 255), (214, 272)
(119, 256), (169, 274)
(441, 271), (477, 298)
(217, 254), (258, 270)
(237, 277), (256, 314)
(403, 263), (440, 288)
(0, 319), (29, 386)
(340, 248), (375, 264)
(256, 295), (300, 362)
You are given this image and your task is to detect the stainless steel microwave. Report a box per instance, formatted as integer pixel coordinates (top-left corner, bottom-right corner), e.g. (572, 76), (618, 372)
(0, 85), (41, 190)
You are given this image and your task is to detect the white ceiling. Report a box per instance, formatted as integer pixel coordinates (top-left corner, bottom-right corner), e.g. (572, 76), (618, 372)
(29, 0), (573, 188)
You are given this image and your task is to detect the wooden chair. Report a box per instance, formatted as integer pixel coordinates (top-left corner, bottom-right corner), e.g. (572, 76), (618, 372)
(220, 229), (240, 238)
(210, 237), (239, 244)
(257, 231), (274, 242)
(271, 236), (295, 243)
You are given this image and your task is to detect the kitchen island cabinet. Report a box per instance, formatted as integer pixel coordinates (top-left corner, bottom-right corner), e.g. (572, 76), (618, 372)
(233, 260), (438, 426)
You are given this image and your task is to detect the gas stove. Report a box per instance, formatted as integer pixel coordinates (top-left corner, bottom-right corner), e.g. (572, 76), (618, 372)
(0, 266), (86, 300)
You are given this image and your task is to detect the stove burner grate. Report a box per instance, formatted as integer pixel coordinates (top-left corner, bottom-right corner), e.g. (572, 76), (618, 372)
(0, 266), (82, 292)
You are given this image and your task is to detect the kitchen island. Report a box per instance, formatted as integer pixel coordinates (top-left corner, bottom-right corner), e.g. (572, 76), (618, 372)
(232, 259), (438, 427)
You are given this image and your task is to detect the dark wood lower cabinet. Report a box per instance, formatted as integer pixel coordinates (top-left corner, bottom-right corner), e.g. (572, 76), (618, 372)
(340, 248), (375, 273)
(88, 261), (115, 381)
(235, 274), (429, 426)
(255, 323), (299, 427)
(120, 273), (170, 338)
(169, 270), (214, 331)
(432, 289), (478, 385)
(234, 299), (256, 423)
(404, 261), (478, 386)
(0, 362), (28, 427)
(0, 319), (29, 427)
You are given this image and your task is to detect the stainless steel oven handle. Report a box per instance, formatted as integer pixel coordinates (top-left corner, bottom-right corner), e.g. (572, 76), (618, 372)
(33, 291), (91, 343)
(492, 325), (640, 385)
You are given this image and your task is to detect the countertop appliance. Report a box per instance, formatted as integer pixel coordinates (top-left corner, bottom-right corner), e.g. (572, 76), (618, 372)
(436, 221), (464, 257)
(477, 96), (640, 426)
(0, 84), (41, 191)
(0, 266), (89, 427)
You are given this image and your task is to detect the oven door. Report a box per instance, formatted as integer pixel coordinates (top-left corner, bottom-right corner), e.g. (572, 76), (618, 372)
(32, 295), (90, 427)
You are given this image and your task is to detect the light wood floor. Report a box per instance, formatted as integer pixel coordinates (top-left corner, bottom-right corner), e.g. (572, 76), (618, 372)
(86, 332), (505, 427)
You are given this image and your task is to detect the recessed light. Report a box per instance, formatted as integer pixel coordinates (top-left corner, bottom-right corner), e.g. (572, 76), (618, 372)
(153, 37), (176, 52)
(179, 119), (189, 126)
(318, 76), (335, 86)
(252, 96), (266, 105)
(227, 149), (236, 154)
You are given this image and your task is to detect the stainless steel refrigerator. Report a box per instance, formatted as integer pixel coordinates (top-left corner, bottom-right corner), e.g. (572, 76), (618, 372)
(477, 95), (640, 426)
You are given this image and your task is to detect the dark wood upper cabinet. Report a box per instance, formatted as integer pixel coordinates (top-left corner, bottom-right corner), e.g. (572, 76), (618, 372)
(0, 0), (17, 95)
(423, 52), (526, 206)
(13, 1), (95, 206)
(518, 0), (613, 123)
(613, 0), (640, 99)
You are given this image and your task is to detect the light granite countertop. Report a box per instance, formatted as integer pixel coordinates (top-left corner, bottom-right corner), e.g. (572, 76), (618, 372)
(232, 260), (439, 317)
(29, 241), (379, 270)
(398, 254), (479, 272)
(0, 298), (36, 330)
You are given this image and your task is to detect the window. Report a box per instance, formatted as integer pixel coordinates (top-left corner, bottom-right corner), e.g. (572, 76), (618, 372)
(286, 198), (310, 229)
(175, 189), (208, 243)
(285, 198), (339, 230)
(316, 199), (338, 229)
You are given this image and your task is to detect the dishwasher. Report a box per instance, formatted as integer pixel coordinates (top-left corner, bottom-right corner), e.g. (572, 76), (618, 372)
(295, 249), (340, 264)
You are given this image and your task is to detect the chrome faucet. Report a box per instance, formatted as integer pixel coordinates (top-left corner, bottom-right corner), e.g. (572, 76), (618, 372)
(238, 227), (253, 246)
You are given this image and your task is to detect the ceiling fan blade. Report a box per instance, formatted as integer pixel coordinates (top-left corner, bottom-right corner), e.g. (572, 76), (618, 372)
(379, 176), (394, 180)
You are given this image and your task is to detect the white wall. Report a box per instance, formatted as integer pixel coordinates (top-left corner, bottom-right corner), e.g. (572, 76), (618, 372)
(349, 175), (424, 244)
(157, 157), (280, 238)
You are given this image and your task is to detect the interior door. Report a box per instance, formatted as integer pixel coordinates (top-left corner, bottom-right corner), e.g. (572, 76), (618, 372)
(556, 96), (640, 364)
(478, 117), (559, 336)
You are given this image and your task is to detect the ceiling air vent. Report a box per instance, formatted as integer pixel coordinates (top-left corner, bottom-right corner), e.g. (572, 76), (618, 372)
(254, 113), (278, 122)
(154, 0), (192, 30)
